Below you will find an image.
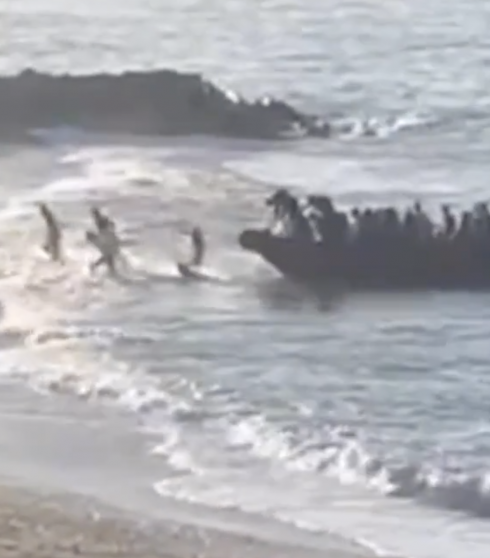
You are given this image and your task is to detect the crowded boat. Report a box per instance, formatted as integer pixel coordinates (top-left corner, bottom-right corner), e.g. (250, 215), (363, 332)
(239, 188), (490, 289)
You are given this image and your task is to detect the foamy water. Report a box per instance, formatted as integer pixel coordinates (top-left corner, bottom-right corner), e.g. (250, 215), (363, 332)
(0, 136), (488, 558)
(2, 1), (490, 557)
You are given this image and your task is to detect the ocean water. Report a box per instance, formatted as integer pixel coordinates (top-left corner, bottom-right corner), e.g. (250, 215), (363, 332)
(1, 1), (490, 557)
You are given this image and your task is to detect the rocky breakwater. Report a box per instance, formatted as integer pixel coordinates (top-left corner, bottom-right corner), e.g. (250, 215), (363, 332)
(0, 69), (331, 140)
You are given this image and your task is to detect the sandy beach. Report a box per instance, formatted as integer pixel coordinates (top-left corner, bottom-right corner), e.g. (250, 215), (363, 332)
(0, 483), (163, 558)
(0, 481), (373, 558)
(0, 386), (381, 558)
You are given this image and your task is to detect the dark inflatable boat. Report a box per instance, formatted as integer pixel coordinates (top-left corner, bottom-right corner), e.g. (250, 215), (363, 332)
(239, 190), (490, 290)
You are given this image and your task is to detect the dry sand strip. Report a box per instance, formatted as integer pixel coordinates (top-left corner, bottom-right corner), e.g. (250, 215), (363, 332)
(0, 483), (384, 558)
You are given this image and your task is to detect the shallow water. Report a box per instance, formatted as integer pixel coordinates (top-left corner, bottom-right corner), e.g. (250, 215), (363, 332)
(1, 1), (490, 557)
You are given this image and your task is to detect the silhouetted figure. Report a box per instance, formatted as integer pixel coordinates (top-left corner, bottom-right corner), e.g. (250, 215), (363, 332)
(190, 225), (205, 267)
(38, 202), (62, 262)
(86, 207), (120, 276)
(472, 202), (490, 239)
(266, 188), (294, 235)
(441, 205), (456, 238)
(90, 206), (114, 233)
(413, 201), (433, 241)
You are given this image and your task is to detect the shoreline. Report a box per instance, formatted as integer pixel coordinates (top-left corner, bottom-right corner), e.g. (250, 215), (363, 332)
(0, 383), (385, 558)
(0, 479), (381, 558)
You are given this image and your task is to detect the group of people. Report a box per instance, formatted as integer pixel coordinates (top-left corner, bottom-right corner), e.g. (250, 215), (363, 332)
(38, 186), (490, 280)
(265, 188), (490, 250)
(37, 202), (206, 276)
(38, 202), (123, 275)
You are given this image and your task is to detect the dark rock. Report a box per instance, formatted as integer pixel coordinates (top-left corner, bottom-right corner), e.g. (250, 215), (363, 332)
(0, 69), (331, 140)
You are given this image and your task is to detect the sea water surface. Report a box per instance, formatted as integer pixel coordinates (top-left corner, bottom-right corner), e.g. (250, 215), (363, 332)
(1, 1), (490, 557)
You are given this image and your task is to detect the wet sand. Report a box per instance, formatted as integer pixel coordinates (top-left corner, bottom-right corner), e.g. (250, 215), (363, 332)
(0, 482), (378, 558)
(0, 386), (382, 558)
(0, 484), (163, 558)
